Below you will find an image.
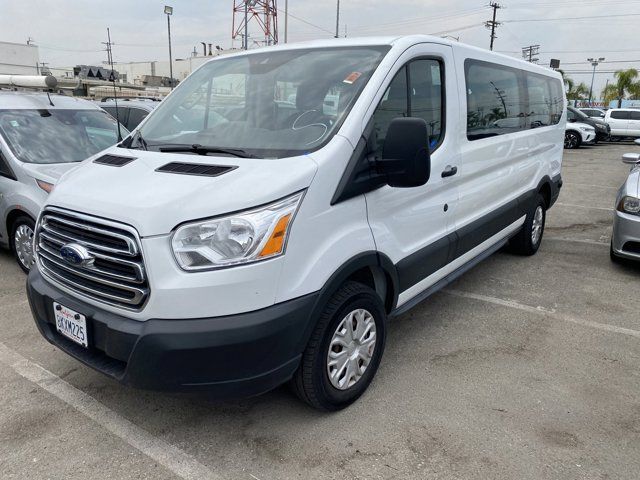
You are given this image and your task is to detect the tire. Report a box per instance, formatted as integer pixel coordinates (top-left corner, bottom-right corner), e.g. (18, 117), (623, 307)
(564, 131), (581, 149)
(291, 281), (387, 411)
(10, 215), (36, 274)
(509, 194), (546, 256)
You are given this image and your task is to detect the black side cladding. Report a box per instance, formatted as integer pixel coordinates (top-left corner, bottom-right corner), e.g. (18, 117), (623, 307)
(155, 162), (237, 177)
(93, 154), (136, 167)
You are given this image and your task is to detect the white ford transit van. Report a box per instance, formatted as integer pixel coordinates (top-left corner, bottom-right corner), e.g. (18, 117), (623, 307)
(27, 36), (565, 411)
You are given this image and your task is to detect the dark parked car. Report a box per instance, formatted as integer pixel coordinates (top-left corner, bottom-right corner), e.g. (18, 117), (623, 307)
(568, 106), (610, 142)
(99, 97), (160, 131)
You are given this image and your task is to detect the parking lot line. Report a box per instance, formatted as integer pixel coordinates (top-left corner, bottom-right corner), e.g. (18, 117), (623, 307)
(555, 202), (614, 212)
(444, 290), (640, 339)
(563, 182), (618, 190)
(0, 342), (221, 480)
(545, 237), (609, 246)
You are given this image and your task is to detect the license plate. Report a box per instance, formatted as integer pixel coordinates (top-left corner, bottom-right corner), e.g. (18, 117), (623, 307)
(54, 302), (88, 348)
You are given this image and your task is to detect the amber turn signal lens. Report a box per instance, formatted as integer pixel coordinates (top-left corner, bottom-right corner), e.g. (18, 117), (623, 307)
(259, 214), (292, 257)
(36, 179), (54, 193)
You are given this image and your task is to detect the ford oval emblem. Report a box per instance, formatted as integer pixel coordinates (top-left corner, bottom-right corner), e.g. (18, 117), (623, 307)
(60, 244), (94, 267)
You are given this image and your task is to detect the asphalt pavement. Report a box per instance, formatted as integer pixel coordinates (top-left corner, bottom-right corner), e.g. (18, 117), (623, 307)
(0, 142), (639, 480)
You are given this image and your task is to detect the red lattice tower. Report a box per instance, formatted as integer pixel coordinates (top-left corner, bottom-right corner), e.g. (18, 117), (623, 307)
(232, 0), (278, 47)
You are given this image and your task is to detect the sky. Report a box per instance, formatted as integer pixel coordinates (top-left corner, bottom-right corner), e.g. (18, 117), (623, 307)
(1, 0), (639, 96)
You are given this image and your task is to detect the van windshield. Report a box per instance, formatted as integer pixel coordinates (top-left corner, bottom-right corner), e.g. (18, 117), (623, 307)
(0, 109), (127, 164)
(137, 46), (390, 158)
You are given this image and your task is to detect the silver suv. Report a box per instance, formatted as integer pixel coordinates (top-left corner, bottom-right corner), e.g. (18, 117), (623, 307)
(0, 90), (127, 272)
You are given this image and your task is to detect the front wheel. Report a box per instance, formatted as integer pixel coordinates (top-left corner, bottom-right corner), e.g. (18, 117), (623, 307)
(10, 215), (36, 273)
(291, 281), (387, 411)
(564, 131), (581, 149)
(509, 194), (546, 256)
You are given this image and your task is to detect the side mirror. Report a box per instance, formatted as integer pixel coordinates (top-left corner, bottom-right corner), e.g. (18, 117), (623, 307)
(568, 118), (576, 123)
(635, 138), (640, 146)
(622, 153), (640, 164)
(379, 117), (430, 188)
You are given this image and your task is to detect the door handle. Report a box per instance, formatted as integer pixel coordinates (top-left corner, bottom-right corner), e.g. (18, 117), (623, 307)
(441, 165), (458, 178)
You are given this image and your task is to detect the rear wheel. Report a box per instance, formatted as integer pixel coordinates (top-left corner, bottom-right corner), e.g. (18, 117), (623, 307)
(564, 131), (581, 149)
(291, 281), (387, 411)
(509, 194), (546, 256)
(10, 215), (36, 273)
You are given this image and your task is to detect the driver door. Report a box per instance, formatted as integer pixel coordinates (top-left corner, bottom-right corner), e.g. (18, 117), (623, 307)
(363, 44), (460, 308)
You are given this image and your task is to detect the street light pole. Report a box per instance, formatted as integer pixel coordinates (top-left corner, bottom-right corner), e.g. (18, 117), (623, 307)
(335, 0), (340, 38)
(284, 0), (288, 43)
(164, 5), (174, 90)
(587, 57), (605, 106)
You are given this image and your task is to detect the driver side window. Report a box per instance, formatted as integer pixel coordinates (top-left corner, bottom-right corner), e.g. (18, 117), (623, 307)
(370, 58), (444, 159)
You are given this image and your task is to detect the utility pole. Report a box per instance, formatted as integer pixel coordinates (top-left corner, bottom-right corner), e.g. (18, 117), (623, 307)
(522, 45), (540, 63)
(284, 0), (288, 43)
(587, 57), (605, 106)
(103, 28), (122, 142)
(335, 0), (340, 38)
(164, 6), (174, 90)
(485, 2), (502, 51)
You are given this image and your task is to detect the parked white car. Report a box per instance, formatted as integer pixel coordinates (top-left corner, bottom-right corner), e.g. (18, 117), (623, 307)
(0, 87), (127, 272)
(565, 121), (595, 149)
(27, 36), (566, 410)
(605, 108), (640, 139)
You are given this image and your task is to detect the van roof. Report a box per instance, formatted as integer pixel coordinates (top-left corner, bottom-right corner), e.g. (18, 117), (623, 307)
(206, 35), (561, 79)
(0, 91), (102, 110)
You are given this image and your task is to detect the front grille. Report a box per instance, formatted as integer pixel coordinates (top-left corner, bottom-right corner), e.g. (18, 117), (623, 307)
(622, 241), (640, 254)
(36, 208), (149, 310)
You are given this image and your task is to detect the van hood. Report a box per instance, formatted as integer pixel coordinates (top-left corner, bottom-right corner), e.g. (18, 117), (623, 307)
(20, 162), (81, 184)
(45, 148), (318, 237)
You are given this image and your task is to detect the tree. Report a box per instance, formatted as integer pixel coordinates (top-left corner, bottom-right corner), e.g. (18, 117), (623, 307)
(603, 69), (640, 107)
(557, 69), (589, 100)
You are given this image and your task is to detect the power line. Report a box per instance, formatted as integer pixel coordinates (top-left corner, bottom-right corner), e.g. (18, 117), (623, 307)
(485, 2), (503, 51)
(504, 13), (640, 23)
(275, 8), (334, 36)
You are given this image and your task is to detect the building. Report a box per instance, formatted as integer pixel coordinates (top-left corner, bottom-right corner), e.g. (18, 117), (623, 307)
(0, 41), (40, 75)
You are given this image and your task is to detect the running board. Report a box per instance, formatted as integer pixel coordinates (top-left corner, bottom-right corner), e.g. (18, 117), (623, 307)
(390, 237), (510, 318)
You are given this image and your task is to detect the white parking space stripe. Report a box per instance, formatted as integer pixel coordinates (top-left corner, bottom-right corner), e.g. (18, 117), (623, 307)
(563, 182), (618, 190)
(0, 343), (221, 480)
(545, 237), (609, 247)
(444, 290), (640, 339)
(555, 202), (614, 212)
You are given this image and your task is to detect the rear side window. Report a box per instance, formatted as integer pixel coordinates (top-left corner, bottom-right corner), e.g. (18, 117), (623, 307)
(630, 111), (640, 120)
(611, 111), (630, 120)
(126, 108), (149, 129)
(465, 60), (526, 140)
(534, 77), (564, 126)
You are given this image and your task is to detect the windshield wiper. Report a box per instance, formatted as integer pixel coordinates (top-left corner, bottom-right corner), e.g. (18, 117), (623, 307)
(159, 144), (254, 158)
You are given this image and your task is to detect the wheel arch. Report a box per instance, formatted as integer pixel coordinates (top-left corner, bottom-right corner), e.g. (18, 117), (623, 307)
(294, 252), (399, 354)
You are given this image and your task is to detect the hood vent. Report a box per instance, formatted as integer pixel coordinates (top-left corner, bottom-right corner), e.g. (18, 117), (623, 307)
(155, 162), (236, 177)
(94, 154), (136, 167)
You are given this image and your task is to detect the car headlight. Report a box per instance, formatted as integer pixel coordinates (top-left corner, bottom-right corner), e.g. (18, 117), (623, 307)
(617, 195), (640, 214)
(579, 126), (595, 132)
(171, 191), (304, 271)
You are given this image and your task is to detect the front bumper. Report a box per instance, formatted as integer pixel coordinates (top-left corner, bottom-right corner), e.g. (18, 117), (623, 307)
(27, 268), (318, 397)
(612, 210), (640, 261)
(583, 131), (596, 144)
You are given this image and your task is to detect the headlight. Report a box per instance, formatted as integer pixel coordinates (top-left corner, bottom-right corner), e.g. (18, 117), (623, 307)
(617, 196), (640, 214)
(171, 191), (304, 271)
(579, 126), (594, 132)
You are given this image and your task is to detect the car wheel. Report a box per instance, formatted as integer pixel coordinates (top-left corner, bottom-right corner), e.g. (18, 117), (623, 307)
(564, 131), (581, 149)
(509, 194), (546, 256)
(10, 215), (36, 274)
(291, 281), (387, 411)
